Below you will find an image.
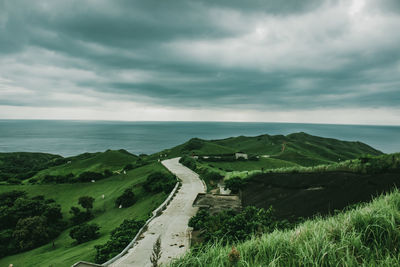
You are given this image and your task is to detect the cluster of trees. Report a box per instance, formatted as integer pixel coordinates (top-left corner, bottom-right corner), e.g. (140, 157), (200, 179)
(68, 196), (102, 244)
(0, 153), (65, 184)
(69, 223), (100, 244)
(69, 196), (95, 225)
(94, 219), (145, 263)
(179, 156), (197, 170)
(143, 171), (176, 194)
(115, 188), (136, 208)
(224, 177), (246, 194)
(123, 158), (148, 171)
(38, 170), (113, 184)
(189, 206), (291, 244)
(0, 190), (65, 257)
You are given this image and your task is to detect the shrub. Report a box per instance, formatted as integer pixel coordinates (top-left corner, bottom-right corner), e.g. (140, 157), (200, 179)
(69, 207), (92, 225)
(179, 156), (197, 171)
(143, 171), (176, 194)
(77, 171), (104, 182)
(13, 216), (50, 251)
(201, 171), (223, 182)
(224, 177), (246, 194)
(189, 206), (282, 244)
(69, 223), (100, 244)
(115, 188), (136, 208)
(94, 219), (145, 263)
(78, 196), (95, 212)
(123, 164), (134, 171)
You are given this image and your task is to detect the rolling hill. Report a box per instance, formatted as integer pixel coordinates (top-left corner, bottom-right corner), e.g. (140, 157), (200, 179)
(156, 132), (383, 173)
(0, 152), (172, 267)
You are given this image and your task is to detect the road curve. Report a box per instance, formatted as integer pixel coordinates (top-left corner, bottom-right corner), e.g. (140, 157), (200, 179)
(110, 158), (205, 267)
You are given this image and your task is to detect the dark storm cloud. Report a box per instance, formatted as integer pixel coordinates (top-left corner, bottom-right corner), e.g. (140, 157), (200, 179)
(0, 0), (400, 112)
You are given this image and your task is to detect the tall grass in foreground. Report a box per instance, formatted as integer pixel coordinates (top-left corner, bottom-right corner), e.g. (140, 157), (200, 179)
(170, 189), (400, 266)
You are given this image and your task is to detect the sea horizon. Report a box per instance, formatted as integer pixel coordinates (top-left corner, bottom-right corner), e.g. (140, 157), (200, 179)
(1, 119), (399, 157)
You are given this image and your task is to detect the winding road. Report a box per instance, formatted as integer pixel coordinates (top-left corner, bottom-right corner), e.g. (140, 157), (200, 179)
(110, 158), (205, 267)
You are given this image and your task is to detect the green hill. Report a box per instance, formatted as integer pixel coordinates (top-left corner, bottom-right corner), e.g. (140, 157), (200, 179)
(0, 152), (62, 183)
(158, 132), (382, 173)
(0, 158), (172, 266)
(171, 189), (400, 266)
(32, 149), (138, 181)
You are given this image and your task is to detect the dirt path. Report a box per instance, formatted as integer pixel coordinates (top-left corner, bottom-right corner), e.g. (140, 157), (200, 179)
(109, 158), (205, 267)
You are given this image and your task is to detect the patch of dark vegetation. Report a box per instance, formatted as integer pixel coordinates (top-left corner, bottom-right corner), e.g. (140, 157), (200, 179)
(115, 188), (136, 208)
(69, 223), (100, 244)
(179, 156), (197, 170)
(94, 219), (145, 264)
(143, 171), (177, 194)
(189, 206), (295, 246)
(0, 152), (64, 183)
(184, 138), (204, 151)
(224, 177), (246, 194)
(0, 190), (65, 257)
(242, 168), (400, 220)
(69, 196), (95, 225)
(39, 169), (113, 184)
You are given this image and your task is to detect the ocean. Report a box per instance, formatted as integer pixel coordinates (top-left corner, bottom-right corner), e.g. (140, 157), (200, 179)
(0, 120), (399, 157)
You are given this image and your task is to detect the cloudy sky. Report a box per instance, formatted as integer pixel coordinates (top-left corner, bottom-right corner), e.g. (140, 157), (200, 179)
(1, 0), (400, 125)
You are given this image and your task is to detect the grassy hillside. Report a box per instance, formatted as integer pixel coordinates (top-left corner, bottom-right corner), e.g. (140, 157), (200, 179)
(0, 152), (62, 182)
(171, 189), (400, 266)
(155, 132), (382, 172)
(32, 149), (138, 181)
(0, 162), (170, 267)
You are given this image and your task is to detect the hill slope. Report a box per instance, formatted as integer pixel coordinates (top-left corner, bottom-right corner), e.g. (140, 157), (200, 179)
(156, 132), (383, 173)
(0, 152), (62, 182)
(0, 161), (172, 267)
(32, 149), (138, 181)
(171, 189), (400, 266)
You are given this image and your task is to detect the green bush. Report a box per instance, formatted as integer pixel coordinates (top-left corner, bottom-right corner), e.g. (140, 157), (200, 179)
(69, 223), (100, 244)
(94, 219), (145, 263)
(224, 177), (246, 194)
(189, 206), (285, 244)
(115, 188), (136, 208)
(0, 190), (64, 256)
(179, 156), (197, 171)
(143, 171), (176, 194)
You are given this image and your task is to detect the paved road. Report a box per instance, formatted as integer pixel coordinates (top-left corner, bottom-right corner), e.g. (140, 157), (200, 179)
(110, 158), (205, 267)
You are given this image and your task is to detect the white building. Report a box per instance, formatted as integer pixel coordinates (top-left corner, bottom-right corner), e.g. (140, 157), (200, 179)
(235, 152), (248, 160)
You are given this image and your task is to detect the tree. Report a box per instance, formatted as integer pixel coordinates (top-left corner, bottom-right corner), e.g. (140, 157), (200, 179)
(69, 223), (100, 244)
(94, 219), (145, 263)
(224, 177), (246, 194)
(13, 216), (49, 250)
(150, 236), (162, 267)
(78, 196), (95, 212)
(69, 206), (92, 225)
(144, 172), (176, 193)
(42, 203), (63, 224)
(115, 188), (136, 208)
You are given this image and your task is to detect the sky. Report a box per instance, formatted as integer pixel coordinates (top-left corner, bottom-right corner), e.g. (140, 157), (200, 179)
(0, 0), (400, 125)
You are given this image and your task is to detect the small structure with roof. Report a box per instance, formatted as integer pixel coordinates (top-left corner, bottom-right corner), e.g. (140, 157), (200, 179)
(235, 152), (248, 160)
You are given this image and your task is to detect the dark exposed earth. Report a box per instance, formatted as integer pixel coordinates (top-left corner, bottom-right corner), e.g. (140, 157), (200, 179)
(242, 170), (400, 220)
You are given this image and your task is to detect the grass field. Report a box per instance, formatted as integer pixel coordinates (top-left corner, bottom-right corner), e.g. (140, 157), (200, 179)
(32, 149), (138, 181)
(171, 189), (400, 266)
(159, 132), (383, 174)
(203, 157), (299, 172)
(0, 162), (169, 267)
